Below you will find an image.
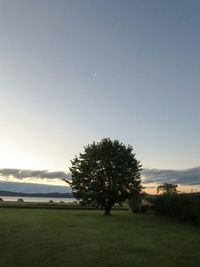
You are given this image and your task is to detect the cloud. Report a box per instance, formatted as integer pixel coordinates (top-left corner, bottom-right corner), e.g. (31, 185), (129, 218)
(0, 168), (71, 180)
(142, 166), (200, 185)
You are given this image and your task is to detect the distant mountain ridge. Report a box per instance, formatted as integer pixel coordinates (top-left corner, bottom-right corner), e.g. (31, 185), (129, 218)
(0, 181), (71, 194)
(0, 190), (74, 198)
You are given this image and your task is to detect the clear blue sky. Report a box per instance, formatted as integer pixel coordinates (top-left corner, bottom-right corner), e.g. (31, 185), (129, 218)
(0, 0), (200, 173)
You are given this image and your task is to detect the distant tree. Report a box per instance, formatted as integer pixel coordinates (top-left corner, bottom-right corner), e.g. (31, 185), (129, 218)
(157, 183), (178, 195)
(65, 138), (142, 215)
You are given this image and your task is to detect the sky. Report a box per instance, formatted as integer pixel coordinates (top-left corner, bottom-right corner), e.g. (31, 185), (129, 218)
(0, 0), (200, 193)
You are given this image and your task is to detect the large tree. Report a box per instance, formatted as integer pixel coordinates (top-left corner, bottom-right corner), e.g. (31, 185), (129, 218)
(66, 138), (142, 215)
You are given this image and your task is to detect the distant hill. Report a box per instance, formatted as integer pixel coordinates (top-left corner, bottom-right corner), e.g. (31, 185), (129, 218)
(0, 190), (74, 198)
(0, 181), (71, 194)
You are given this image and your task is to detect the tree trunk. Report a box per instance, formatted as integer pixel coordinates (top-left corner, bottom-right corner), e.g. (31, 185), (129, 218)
(103, 199), (114, 216)
(104, 208), (111, 216)
(104, 203), (112, 216)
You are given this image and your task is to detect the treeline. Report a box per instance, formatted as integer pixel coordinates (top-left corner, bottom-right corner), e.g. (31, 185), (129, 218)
(129, 183), (200, 225)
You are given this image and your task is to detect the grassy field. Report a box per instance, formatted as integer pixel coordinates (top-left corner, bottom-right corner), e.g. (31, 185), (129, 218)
(0, 200), (128, 210)
(0, 209), (200, 267)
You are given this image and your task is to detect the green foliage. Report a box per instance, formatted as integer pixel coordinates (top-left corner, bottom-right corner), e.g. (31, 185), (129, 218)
(153, 193), (200, 225)
(127, 192), (149, 213)
(157, 183), (178, 195)
(68, 138), (142, 215)
(17, 198), (24, 202)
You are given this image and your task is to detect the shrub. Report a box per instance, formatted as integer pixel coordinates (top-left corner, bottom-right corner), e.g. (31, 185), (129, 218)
(17, 198), (24, 203)
(127, 193), (150, 213)
(152, 193), (200, 225)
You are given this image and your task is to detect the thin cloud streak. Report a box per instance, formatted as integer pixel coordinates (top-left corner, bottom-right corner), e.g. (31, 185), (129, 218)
(0, 168), (71, 180)
(142, 166), (200, 185)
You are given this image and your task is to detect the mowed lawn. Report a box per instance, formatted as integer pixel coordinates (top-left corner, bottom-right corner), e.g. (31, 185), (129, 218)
(0, 209), (200, 267)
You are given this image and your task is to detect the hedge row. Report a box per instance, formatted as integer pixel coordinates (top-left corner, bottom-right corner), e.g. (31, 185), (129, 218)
(152, 193), (200, 225)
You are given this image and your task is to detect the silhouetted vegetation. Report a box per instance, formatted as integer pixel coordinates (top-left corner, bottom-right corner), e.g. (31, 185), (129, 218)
(152, 184), (200, 225)
(127, 191), (149, 213)
(65, 138), (142, 215)
(157, 183), (178, 195)
(17, 198), (24, 203)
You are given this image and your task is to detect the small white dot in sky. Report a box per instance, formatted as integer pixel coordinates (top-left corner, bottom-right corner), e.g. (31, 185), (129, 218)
(94, 72), (97, 76)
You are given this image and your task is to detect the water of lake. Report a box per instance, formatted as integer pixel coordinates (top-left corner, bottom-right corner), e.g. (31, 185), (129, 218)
(0, 196), (77, 203)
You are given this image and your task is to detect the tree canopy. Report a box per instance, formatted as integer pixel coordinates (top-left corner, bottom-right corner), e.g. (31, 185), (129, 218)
(157, 183), (178, 195)
(66, 138), (142, 215)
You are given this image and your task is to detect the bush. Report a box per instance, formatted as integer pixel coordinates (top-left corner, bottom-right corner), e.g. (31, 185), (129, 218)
(17, 198), (24, 203)
(140, 203), (150, 213)
(0, 198), (3, 201)
(127, 193), (150, 213)
(152, 193), (200, 225)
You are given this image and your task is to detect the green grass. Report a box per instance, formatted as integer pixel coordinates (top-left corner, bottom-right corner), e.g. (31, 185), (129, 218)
(0, 200), (128, 210)
(0, 209), (200, 267)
